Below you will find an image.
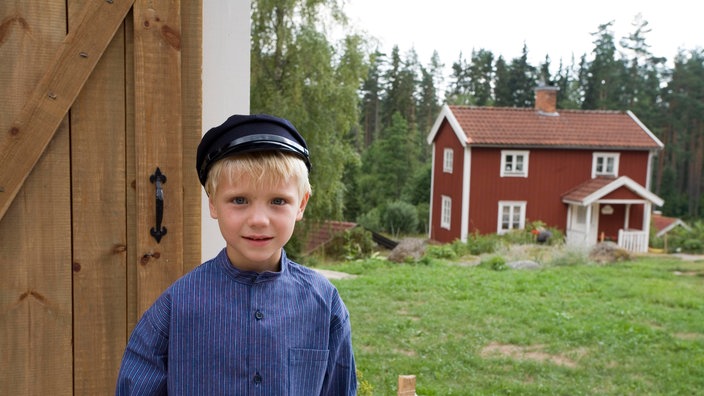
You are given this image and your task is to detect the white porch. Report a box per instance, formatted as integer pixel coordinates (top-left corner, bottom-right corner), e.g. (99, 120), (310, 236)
(563, 176), (664, 253)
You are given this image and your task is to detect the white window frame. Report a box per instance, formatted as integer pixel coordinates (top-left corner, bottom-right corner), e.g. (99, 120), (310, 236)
(497, 201), (526, 234)
(441, 195), (451, 230)
(500, 150), (529, 177)
(592, 152), (619, 178)
(443, 148), (454, 173)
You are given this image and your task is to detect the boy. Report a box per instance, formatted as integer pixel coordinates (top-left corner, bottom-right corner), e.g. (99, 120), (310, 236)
(116, 114), (357, 395)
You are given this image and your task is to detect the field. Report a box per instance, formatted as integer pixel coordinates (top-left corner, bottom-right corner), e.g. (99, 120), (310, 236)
(323, 253), (704, 395)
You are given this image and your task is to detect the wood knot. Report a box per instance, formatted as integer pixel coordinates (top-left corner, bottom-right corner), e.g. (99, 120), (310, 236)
(140, 251), (161, 265)
(161, 25), (181, 50)
(113, 244), (127, 254)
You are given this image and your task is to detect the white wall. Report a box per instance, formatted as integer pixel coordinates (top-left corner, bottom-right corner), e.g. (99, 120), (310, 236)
(201, 0), (251, 262)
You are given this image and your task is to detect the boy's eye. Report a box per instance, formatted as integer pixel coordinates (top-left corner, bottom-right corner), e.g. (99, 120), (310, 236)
(233, 197), (247, 204)
(271, 198), (286, 205)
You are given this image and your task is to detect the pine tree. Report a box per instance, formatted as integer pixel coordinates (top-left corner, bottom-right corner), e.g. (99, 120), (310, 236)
(360, 50), (384, 148)
(582, 21), (625, 110)
(661, 50), (704, 218)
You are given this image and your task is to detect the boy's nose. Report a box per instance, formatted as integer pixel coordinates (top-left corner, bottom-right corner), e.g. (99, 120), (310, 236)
(247, 205), (270, 227)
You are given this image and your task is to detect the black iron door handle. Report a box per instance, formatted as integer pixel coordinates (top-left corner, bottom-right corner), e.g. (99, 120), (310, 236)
(150, 167), (167, 243)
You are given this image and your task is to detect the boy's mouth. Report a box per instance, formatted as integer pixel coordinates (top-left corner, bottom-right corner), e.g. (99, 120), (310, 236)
(244, 235), (273, 241)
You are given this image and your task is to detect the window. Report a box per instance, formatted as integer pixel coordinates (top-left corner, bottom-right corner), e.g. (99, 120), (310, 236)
(592, 152), (619, 177)
(500, 150), (529, 177)
(497, 201), (526, 234)
(441, 196), (451, 229)
(443, 148), (454, 173)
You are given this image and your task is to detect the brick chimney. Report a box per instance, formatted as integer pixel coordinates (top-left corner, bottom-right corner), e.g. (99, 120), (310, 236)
(534, 85), (559, 115)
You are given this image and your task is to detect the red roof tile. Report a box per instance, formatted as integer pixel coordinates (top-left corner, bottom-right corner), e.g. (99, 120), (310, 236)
(651, 213), (690, 237)
(447, 105), (662, 149)
(561, 177), (616, 202)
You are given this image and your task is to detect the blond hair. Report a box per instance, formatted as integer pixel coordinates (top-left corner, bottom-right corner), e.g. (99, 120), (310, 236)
(204, 151), (311, 198)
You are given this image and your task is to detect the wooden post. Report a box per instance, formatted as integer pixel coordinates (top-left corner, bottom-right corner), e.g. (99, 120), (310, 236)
(398, 374), (416, 396)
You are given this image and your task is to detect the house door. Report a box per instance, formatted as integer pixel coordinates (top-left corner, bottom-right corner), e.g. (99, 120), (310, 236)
(0, 2), (202, 395)
(567, 204), (600, 247)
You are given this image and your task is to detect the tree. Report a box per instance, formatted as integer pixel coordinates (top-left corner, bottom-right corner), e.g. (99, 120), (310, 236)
(492, 44), (537, 108)
(467, 49), (495, 106)
(554, 56), (583, 109)
(446, 51), (471, 104)
(250, 0), (367, 221)
(660, 50), (704, 218)
(381, 46), (419, 134)
(416, 51), (442, 162)
(619, 14), (667, 127)
(493, 56), (512, 107)
(582, 21), (625, 110)
(358, 113), (419, 212)
(359, 50), (384, 148)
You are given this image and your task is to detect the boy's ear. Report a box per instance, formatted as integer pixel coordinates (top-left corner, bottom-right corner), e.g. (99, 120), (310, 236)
(208, 196), (218, 219)
(296, 192), (310, 221)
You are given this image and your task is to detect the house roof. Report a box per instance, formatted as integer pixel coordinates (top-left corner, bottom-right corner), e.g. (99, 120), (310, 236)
(427, 104), (664, 150)
(561, 176), (664, 207)
(652, 213), (691, 237)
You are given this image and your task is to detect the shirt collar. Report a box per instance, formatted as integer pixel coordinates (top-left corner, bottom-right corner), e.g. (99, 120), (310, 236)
(216, 248), (288, 284)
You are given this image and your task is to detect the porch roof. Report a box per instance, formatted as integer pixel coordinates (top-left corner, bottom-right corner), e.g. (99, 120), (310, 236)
(561, 176), (664, 207)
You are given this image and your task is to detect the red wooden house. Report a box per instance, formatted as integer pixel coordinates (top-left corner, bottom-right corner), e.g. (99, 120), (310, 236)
(426, 86), (664, 252)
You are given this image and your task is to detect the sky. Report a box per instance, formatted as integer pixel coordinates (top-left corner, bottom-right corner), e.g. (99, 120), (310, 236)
(342, 0), (702, 74)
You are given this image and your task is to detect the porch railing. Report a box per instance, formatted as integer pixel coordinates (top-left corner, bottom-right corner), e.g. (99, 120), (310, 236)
(618, 229), (649, 253)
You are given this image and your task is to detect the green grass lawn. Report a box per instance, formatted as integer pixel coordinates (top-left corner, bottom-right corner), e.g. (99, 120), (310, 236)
(324, 255), (704, 395)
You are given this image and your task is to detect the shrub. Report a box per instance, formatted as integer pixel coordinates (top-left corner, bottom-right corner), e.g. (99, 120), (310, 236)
(424, 244), (457, 260)
(480, 255), (507, 271)
(381, 201), (418, 237)
(324, 227), (376, 261)
(663, 220), (704, 253)
(357, 207), (382, 232)
(356, 369), (374, 396)
(466, 232), (500, 255)
(415, 202), (430, 234)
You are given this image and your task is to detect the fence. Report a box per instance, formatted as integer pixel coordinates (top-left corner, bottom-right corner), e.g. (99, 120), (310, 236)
(618, 229), (649, 253)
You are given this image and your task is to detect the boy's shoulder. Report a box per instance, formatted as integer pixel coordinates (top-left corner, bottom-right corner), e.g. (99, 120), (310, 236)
(285, 259), (336, 288)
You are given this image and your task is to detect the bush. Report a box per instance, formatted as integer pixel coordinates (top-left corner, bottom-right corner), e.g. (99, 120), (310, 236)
(381, 201), (418, 237)
(323, 227), (376, 261)
(415, 202), (430, 234)
(466, 232), (501, 255)
(357, 207), (382, 232)
(424, 244), (457, 260)
(663, 220), (704, 253)
(480, 255), (507, 271)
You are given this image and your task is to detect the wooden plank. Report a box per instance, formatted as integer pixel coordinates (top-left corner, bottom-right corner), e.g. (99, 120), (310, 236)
(133, 0), (184, 315)
(398, 374), (417, 396)
(0, 0), (134, 222)
(181, 0), (203, 272)
(68, 0), (128, 393)
(124, 8), (140, 338)
(0, 4), (73, 395)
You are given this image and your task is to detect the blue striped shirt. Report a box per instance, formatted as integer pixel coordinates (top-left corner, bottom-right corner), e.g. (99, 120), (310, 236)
(116, 249), (357, 395)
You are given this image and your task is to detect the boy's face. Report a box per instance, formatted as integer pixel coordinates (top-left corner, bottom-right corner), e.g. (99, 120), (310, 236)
(208, 170), (309, 272)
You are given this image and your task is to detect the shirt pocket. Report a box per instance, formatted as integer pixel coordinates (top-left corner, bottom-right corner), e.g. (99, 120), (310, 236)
(288, 348), (329, 396)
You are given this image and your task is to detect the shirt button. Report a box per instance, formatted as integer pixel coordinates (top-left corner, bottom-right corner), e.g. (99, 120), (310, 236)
(254, 310), (264, 320)
(254, 372), (262, 384)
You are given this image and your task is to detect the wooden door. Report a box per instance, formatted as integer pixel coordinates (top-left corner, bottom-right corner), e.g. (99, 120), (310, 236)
(0, 1), (202, 394)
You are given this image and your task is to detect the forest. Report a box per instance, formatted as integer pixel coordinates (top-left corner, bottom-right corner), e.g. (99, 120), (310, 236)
(250, 0), (704, 238)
